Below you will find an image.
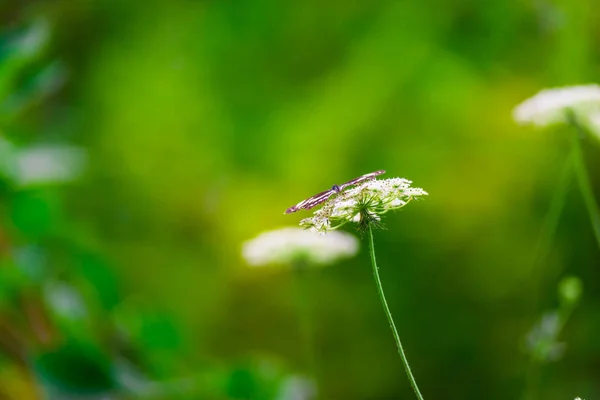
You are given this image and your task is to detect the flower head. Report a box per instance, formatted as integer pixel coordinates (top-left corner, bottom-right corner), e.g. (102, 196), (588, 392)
(525, 311), (565, 362)
(584, 110), (600, 139)
(242, 227), (358, 267)
(513, 84), (600, 127)
(15, 145), (86, 187)
(275, 375), (317, 400)
(0, 137), (86, 187)
(299, 177), (427, 232)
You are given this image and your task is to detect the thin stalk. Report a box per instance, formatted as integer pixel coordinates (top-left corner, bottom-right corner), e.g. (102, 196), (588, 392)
(523, 296), (578, 400)
(530, 151), (573, 272)
(367, 225), (424, 400)
(523, 152), (573, 400)
(570, 123), (600, 250)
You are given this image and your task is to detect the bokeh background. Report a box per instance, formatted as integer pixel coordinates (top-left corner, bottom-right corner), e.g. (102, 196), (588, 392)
(1, 0), (599, 399)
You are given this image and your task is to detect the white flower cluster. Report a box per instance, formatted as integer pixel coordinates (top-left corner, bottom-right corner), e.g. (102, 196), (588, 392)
(242, 227), (358, 267)
(513, 84), (600, 128)
(588, 111), (600, 135)
(0, 136), (86, 187)
(525, 311), (565, 362)
(275, 375), (317, 400)
(44, 281), (88, 320)
(299, 178), (428, 232)
(15, 145), (87, 187)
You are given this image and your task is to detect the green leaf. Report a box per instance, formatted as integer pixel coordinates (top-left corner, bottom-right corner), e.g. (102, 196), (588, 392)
(9, 190), (60, 239)
(33, 340), (115, 394)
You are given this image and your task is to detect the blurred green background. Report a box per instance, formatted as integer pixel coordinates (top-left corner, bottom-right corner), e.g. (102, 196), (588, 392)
(1, 0), (599, 399)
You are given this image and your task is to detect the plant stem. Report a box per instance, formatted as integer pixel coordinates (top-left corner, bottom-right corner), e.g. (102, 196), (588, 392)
(527, 151), (573, 312)
(569, 121), (600, 250)
(531, 151), (573, 269)
(523, 152), (573, 400)
(367, 225), (424, 400)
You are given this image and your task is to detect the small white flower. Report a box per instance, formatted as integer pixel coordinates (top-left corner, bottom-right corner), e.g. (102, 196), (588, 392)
(584, 111), (600, 139)
(525, 311), (565, 362)
(276, 375), (317, 400)
(364, 180), (386, 193)
(385, 178), (412, 190)
(14, 145), (86, 187)
(13, 18), (50, 58)
(513, 84), (600, 127)
(299, 177), (427, 232)
(44, 282), (87, 320)
(388, 198), (406, 208)
(242, 227), (358, 267)
(331, 199), (358, 219)
(403, 187), (429, 197)
(0, 138), (86, 186)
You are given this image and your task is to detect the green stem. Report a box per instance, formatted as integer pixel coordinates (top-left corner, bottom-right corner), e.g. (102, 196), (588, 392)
(530, 151), (573, 269)
(569, 116), (600, 250)
(523, 298), (578, 400)
(523, 153), (572, 400)
(367, 225), (424, 400)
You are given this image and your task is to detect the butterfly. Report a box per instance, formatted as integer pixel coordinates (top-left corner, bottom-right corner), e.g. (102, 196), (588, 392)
(285, 170), (386, 214)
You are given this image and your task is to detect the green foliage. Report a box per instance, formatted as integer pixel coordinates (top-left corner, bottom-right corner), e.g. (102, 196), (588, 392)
(33, 340), (115, 394)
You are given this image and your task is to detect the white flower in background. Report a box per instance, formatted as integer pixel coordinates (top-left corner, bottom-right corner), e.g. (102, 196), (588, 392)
(0, 137), (86, 186)
(584, 111), (600, 138)
(44, 281), (87, 320)
(275, 375), (317, 400)
(242, 227), (358, 267)
(525, 311), (565, 362)
(14, 144), (86, 187)
(13, 18), (50, 57)
(299, 177), (427, 232)
(513, 84), (600, 127)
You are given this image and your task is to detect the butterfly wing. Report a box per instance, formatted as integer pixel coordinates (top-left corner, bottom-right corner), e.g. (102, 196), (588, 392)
(285, 188), (336, 214)
(284, 170), (386, 214)
(338, 170), (386, 191)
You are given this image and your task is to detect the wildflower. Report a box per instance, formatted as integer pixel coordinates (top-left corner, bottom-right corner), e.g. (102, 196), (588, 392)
(525, 311), (565, 362)
(14, 145), (86, 187)
(288, 173), (429, 400)
(513, 86), (600, 249)
(525, 276), (582, 363)
(299, 177), (428, 232)
(584, 111), (600, 138)
(44, 281), (87, 321)
(275, 375), (317, 400)
(513, 84), (600, 127)
(242, 227), (358, 267)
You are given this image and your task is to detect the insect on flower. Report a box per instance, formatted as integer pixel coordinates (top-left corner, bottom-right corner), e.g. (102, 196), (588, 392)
(285, 170), (386, 214)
